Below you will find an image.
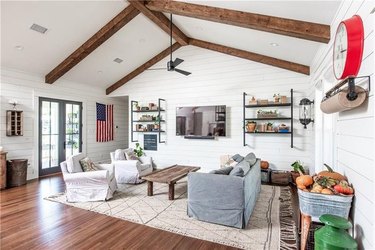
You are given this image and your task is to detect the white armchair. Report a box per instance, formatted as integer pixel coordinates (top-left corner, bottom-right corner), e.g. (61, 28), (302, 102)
(60, 154), (117, 202)
(110, 150), (153, 184)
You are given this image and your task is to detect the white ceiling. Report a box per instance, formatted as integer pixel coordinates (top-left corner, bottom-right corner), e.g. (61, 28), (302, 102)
(1, 1), (342, 89)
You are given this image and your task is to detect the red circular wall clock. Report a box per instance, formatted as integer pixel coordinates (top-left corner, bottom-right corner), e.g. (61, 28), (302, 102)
(333, 15), (364, 80)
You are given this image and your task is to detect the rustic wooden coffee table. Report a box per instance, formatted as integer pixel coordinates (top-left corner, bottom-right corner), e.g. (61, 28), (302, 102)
(141, 164), (200, 200)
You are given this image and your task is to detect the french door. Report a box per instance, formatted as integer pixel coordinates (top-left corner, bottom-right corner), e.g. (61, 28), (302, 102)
(39, 97), (82, 176)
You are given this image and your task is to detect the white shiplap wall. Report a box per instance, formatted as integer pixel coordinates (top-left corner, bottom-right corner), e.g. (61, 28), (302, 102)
(110, 45), (313, 172)
(0, 68), (128, 180)
(310, 1), (375, 249)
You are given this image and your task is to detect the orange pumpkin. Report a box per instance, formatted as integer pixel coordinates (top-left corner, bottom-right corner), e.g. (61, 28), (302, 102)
(296, 175), (313, 188)
(260, 161), (269, 169)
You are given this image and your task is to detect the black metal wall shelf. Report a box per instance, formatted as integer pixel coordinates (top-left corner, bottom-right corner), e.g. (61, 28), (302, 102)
(132, 130), (166, 133)
(131, 98), (166, 143)
(133, 109), (165, 113)
(245, 117), (291, 121)
(245, 103), (292, 108)
(133, 120), (166, 123)
(243, 89), (294, 148)
(245, 131), (292, 134)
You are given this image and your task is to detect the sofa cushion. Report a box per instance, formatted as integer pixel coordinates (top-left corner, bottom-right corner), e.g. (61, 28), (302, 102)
(114, 149), (126, 161)
(244, 152), (257, 166)
(232, 154), (244, 163)
(209, 166), (233, 175)
(66, 153), (85, 173)
(229, 166), (244, 177)
(79, 157), (98, 172)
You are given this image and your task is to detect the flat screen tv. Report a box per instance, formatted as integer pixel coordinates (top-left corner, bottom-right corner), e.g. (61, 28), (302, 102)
(176, 105), (226, 138)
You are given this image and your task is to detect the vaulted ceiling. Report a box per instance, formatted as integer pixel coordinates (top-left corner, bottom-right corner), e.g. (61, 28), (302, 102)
(1, 1), (341, 94)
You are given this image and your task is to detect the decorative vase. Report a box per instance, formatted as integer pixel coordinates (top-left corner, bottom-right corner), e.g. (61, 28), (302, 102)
(274, 97), (280, 103)
(281, 96), (287, 103)
(247, 123), (256, 132)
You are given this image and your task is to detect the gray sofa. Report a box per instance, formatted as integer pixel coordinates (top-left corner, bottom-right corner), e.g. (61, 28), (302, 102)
(187, 153), (261, 228)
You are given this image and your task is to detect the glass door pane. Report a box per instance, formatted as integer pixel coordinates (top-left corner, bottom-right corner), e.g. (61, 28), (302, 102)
(65, 103), (81, 159)
(40, 100), (60, 171)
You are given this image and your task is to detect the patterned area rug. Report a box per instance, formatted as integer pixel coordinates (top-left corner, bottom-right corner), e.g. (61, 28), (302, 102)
(46, 181), (296, 249)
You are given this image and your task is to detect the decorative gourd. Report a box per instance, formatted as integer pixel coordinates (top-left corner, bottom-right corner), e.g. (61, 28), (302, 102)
(318, 164), (347, 181)
(296, 175), (313, 188)
(260, 161), (269, 169)
(321, 188), (333, 195)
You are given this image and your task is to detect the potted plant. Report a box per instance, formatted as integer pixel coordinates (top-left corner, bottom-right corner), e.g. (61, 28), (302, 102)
(273, 93), (280, 103)
(134, 143), (144, 157)
(246, 121), (257, 132)
(154, 115), (161, 130)
(291, 160), (305, 183)
(266, 122), (273, 131)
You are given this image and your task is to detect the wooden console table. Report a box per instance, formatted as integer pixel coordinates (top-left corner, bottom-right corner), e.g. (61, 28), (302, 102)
(0, 152), (7, 189)
(141, 165), (200, 200)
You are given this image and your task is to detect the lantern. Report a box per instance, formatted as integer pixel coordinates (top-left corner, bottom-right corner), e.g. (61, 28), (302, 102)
(299, 98), (314, 129)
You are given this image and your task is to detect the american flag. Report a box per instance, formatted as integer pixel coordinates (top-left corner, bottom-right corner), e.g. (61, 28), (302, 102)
(96, 103), (113, 142)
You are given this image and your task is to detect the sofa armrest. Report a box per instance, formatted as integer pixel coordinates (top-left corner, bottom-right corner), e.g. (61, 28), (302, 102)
(188, 172), (244, 209)
(113, 160), (138, 168)
(139, 156), (152, 165)
(63, 170), (109, 186)
(96, 163), (114, 172)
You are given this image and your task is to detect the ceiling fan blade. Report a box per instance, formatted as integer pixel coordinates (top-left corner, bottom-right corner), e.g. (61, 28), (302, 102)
(172, 58), (184, 67)
(146, 67), (166, 71)
(175, 68), (191, 76)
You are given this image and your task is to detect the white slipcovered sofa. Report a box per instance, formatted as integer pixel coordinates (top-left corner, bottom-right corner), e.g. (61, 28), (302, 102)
(110, 149), (153, 184)
(60, 153), (117, 202)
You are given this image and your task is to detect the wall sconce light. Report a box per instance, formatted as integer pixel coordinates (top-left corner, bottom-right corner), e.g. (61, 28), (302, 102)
(8, 100), (18, 110)
(299, 98), (314, 129)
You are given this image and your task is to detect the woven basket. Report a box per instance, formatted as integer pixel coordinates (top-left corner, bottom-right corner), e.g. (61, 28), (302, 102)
(298, 189), (353, 222)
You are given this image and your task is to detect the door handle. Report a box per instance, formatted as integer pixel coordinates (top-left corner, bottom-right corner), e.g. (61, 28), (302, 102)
(63, 141), (66, 150)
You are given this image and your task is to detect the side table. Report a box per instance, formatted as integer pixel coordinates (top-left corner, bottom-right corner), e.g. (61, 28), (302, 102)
(0, 152), (7, 189)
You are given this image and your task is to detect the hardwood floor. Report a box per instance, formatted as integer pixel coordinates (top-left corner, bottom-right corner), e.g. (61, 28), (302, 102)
(0, 175), (237, 250)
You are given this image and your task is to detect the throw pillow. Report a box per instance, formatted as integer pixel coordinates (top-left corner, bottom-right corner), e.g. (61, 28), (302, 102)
(114, 149), (126, 161)
(66, 153), (84, 173)
(79, 157), (98, 172)
(232, 154), (244, 163)
(229, 166), (244, 177)
(224, 158), (238, 168)
(209, 166), (233, 175)
(244, 152), (257, 166)
(125, 151), (141, 162)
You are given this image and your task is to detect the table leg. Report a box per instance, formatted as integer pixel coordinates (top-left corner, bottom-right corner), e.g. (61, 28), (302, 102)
(147, 181), (153, 196)
(168, 183), (175, 200)
(300, 213), (311, 250)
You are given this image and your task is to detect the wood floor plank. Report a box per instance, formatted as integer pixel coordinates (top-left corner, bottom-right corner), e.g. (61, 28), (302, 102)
(0, 175), (238, 250)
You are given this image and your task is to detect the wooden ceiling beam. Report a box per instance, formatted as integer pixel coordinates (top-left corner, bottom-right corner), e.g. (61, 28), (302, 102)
(146, 0), (330, 43)
(45, 5), (140, 84)
(128, 0), (189, 46)
(189, 38), (309, 75)
(106, 42), (181, 95)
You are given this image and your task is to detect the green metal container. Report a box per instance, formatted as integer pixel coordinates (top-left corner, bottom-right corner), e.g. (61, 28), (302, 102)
(315, 214), (357, 250)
